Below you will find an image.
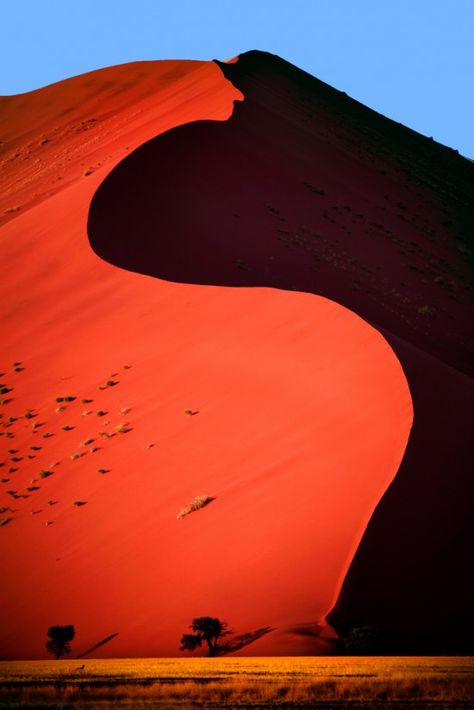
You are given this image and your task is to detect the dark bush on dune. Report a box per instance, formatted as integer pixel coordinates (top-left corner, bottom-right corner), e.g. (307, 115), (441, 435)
(46, 625), (75, 659)
(344, 626), (387, 655)
(180, 617), (231, 657)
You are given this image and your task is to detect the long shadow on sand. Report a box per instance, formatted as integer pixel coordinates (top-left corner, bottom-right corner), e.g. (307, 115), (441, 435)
(218, 627), (274, 655)
(88, 51), (474, 653)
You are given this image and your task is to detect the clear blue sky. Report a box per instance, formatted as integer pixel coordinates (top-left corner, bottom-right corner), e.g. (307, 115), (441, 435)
(2, 1), (473, 157)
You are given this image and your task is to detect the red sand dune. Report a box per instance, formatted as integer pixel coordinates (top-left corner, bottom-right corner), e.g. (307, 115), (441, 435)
(0, 51), (472, 658)
(88, 52), (474, 653)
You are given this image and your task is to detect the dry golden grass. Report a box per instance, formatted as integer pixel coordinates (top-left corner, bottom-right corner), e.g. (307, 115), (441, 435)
(0, 656), (473, 708)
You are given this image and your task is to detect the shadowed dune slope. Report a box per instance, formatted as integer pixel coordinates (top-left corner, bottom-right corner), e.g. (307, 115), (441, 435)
(88, 51), (474, 653)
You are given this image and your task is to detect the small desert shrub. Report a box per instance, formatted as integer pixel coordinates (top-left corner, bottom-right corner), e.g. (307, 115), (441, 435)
(116, 423), (131, 433)
(73, 501), (87, 507)
(177, 495), (215, 520)
(24, 410), (35, 419)
(39, 470), (53, 479)
(27, 486), (40, 492)
(62, 425), (74, 431)
(81, 398), (93, 404)
(99, 380), (118, 390)
(96, 410), (107, 417)
(98, 469), (110, 474)
(417, 304), (433, 315)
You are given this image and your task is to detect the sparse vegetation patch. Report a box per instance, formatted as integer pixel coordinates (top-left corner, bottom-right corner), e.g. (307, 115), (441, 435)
(177, 494), (215, 520)
(116, 423), (131, 434)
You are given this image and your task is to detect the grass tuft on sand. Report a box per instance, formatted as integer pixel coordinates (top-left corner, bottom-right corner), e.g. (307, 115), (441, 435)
(177, 494), (215, 520)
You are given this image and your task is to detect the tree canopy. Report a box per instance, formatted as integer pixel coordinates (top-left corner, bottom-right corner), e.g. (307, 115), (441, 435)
(45, 625), (76, 659)
(179, 616), (231, 657)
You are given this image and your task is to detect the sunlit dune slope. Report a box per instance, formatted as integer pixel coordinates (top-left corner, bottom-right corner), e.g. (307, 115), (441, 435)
(88, 51), (473, 653)
(0, 59), (241, 225)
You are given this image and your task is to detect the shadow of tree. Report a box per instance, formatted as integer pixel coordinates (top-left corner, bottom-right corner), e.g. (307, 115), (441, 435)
(76, 633), (119, 659)
(218, 626), (274, 655)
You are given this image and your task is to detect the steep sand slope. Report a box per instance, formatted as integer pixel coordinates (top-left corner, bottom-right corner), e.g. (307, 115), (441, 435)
(0, 60), (241, 224)
(0, 59), (414, 658)
(89, 51), (473, 653)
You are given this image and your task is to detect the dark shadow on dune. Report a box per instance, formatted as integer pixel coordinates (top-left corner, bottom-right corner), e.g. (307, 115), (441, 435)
(76, 632), (119, 659)
(287, 622), (323, 638)
(218, 626), (274, 655)
(88, 51), (474, 653)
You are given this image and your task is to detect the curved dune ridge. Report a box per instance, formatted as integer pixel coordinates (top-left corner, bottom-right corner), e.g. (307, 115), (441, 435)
(1, 55), (413, 658)
(0, 51), (412, 656)
(0, 51), (471, 658)
(89, 51), (474, 654)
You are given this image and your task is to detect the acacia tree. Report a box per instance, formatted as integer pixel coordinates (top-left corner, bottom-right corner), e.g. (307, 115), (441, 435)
(179, 617), (231, 657)
(45, 625), (76, 659)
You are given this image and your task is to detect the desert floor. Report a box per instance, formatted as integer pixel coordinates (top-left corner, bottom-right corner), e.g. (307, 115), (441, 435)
(0, 656), (473, 708)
